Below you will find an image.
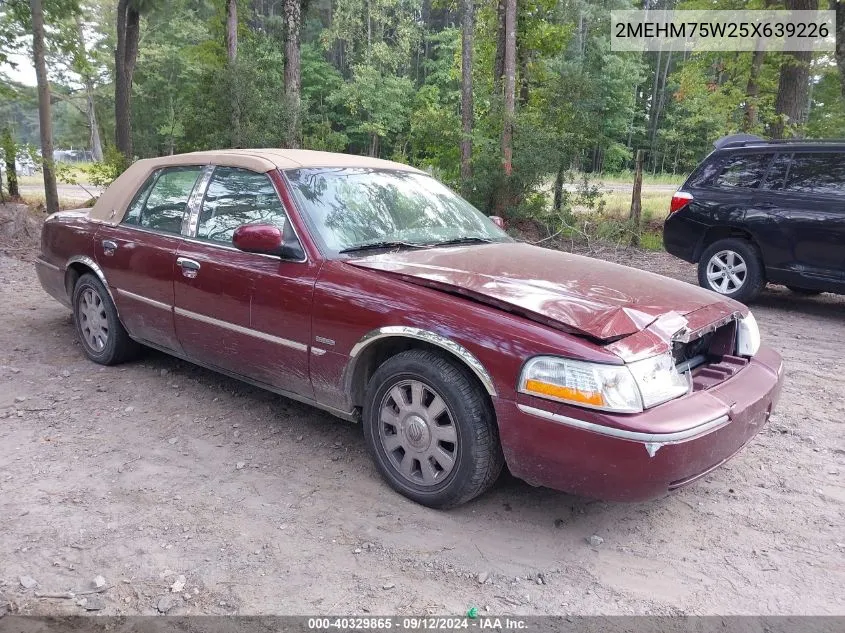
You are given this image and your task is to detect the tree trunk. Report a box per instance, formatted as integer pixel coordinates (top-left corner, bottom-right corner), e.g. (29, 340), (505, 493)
(552, 166), (564, 213)
(494, 0), (516, 216)
(772, 0), (817, 138)
(743, 0), (770, 131)
(2, 128), (19, 199)
(226, 0), (241, 147)
(501, 0), (516, 177)
(629, 149), (644, 247)
(743, 48), (765, 131)
(115, 0), (141, 161)
(833, 1), (845, 99)
(493, 0), (506, 95)
(85, 81), (104, 161)
(74, 17), (104, 162)
(31, 0), (59, 215)
(283, 0), (302, 148)
(459, 0), (473, 191)
(649, 50), (672, 147)
(517, 35), (529, 106)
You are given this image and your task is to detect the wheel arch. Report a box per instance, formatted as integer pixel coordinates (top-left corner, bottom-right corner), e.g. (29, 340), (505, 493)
(64, 256), (118, 313)
(693, 226), (762, 264)
(344, 327), (498, 410)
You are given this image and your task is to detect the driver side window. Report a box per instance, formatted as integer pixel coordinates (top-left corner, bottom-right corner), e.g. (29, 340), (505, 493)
(196, 167), (289, 245)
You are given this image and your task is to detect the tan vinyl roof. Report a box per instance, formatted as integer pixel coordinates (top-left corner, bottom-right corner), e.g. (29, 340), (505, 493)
(89, 149), (425, 224)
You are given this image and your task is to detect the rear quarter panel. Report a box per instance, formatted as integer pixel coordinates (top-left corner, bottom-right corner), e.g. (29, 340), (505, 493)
(38, 211), (100, 300)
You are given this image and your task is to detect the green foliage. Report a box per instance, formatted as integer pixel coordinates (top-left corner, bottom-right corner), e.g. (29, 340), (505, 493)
(5, 0), (843, 253)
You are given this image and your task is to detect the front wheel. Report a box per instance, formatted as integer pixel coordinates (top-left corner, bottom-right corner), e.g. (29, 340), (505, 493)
(72, 273), (140, 365)
(698, 238), (765, 303)
(362, 349), (504, 508)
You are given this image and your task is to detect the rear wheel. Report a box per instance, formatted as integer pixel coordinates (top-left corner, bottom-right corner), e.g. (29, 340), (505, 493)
(72, 273), (140, 365)
(698, 238), (764, 303)
(362, 349), (504, 508)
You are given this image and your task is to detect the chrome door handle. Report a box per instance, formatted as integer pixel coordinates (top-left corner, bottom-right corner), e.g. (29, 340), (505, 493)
(102, 240), (118, 255)
(176, 257), (200, 278)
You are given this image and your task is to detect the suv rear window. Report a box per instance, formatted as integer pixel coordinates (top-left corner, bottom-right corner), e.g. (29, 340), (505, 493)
(688, 153), (772, 189)
(785, 153), (845, 195)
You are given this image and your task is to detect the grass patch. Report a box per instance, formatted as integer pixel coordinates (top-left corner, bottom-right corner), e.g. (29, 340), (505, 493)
(587, 170), (685, 186)
(598, 190), (672, 222)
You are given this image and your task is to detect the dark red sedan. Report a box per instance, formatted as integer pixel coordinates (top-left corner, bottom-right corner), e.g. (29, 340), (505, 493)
(35, 149), (784, 508)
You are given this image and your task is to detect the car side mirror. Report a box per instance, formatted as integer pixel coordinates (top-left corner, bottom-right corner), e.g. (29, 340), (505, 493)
(232, 222), (303, 260)
(488, 215), (505, 229)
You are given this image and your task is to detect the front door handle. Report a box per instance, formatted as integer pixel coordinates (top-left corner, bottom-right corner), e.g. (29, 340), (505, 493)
(102, 240), (118, 256)
(176, 257), (200, 279)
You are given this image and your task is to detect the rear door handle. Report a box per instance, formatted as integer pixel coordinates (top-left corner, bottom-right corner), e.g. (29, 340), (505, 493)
(176, 257), (200, 278)
(102, 240), (118, 255)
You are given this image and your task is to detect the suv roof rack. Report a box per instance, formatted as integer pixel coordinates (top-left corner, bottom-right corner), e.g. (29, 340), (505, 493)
(714, 134), (845, 150)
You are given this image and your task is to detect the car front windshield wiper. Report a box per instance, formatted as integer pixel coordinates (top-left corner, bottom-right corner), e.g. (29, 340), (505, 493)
(338, 240), (429, 254)
(425, 236), (495, 247)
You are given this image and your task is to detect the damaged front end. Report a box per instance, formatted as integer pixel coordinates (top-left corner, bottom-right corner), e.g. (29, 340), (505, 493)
(606, 307), (761, 398)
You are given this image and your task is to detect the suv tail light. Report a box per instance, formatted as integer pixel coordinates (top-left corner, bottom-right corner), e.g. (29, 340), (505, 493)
(670, 191), (693, 213)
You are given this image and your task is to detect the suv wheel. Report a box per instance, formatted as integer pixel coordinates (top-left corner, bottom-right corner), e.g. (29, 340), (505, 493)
(698, 238), (764, 303)
(362, 349), (504, 508)
(72, 273), (140, 365)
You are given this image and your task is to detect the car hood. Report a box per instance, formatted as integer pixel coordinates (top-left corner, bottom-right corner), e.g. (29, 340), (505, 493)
(348, 242), (744, 345)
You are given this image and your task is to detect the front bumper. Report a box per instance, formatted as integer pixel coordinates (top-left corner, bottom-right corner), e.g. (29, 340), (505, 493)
(495, 346), (784, 501)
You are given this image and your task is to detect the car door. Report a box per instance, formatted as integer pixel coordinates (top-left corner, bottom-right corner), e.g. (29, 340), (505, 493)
(96, 165), (206, 353)
(172, 166), (318, 399)
(779, 152), (845, 282)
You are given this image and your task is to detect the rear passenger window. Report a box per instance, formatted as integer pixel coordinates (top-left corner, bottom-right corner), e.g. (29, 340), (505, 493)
(761, 153), (792, 191)
(785, 153), (845, 195)
(196, 167), (288, 244)
(123, 166), (202, 234)
(711, 153), (771, 189)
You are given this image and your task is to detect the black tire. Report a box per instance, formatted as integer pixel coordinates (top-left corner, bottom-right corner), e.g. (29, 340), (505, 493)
(362, 349), (504, 509)
(697, 238), (765, 303)
(787, 286), (823, 296)
(72, 273), (140, 365)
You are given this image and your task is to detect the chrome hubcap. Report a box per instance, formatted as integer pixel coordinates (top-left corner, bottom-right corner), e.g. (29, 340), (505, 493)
(706, 250), (747, 294)
(378, 379), (458, 487)
(79, 287), (109, 352)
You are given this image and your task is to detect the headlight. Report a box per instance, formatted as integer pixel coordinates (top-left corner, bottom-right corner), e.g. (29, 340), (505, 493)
(519, 354), (691, 414)
(736, 311), (760, 356)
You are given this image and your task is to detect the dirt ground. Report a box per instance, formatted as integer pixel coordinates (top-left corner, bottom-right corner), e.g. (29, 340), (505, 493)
(0, 223), (843, 617)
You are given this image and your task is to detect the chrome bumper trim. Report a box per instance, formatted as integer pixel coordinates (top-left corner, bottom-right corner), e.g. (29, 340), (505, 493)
(516, 404), (730, 450)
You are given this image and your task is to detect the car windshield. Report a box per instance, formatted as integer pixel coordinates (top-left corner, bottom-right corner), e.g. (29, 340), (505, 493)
(284, 168), (510, 255)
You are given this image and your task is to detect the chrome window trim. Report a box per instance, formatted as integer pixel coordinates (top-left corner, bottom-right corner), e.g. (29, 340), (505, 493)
(173, 306), (307, 352)
(179, 236), (302, 263)
(116, 288), (171, 311)
(344, 326), (497, 397)
(182, 165), (216, 237)
(516, 403), (730, 452)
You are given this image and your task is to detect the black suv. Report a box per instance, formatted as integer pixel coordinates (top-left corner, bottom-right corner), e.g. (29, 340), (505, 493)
(663, 136), (845, 303)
